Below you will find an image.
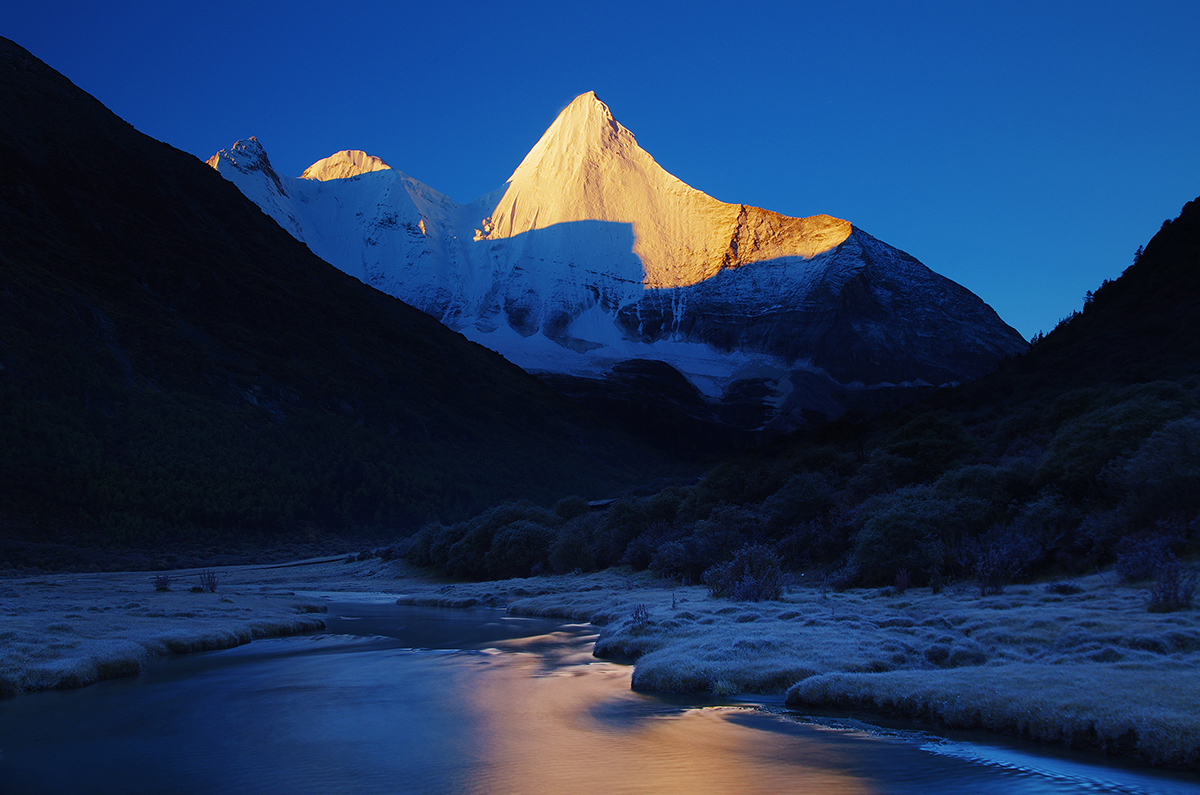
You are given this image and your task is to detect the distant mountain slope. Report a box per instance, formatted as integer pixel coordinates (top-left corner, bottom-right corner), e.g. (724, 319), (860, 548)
(0, 38), (667, 564)
(209, 92), (1027, 436)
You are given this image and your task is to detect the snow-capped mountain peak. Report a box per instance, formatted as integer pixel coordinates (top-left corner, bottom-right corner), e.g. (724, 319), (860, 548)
(301, 149), (392, 181)
(502, 91), (636, 185)
(206, 136), (290, 198)
(478, 92), (851, 289)
(204, 136), (270, 173)
(208, 95), (1029, 434)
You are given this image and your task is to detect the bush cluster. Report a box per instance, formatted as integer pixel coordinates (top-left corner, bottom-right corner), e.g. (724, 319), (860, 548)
(702, 545), (786, 601)
(399, 377), (1200, 600)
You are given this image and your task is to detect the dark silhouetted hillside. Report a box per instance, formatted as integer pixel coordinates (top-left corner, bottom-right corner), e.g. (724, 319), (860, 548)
(0, 38), (670, 568)
(1015, 196), (1200, 384)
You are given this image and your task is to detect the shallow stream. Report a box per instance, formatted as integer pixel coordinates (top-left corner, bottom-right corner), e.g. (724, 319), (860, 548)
(2, 601), (1199, 794)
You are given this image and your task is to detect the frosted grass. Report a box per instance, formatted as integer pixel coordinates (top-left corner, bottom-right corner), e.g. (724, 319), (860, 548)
(5, 559), (1198, 767)
(0, 567), (328, 694)
(440, 570), (1200, 768)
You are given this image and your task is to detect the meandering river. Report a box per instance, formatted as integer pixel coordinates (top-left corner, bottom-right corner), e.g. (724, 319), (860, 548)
(2, 601), (1198, 794)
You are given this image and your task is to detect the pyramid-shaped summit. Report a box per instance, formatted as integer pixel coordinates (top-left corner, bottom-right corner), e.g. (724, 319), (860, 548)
(499, 91), (642, 186)
(208, 92), (1029, 434)
(479, 92), (853, 289)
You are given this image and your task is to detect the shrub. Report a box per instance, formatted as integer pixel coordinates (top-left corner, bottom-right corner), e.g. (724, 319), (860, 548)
(152, 573), (171, 591)
(443, 523), (496, 578)
(548, 514), (598, 574)
(1115, 535), (1180, 582)
(846, 453), (912, 500)
(198, 570), (218, 593)
(620, 520), (678, 571)
(1036, 382), (1189, 495)
(760, 471), (835, 533)
(649, 539), (698, 580)
(702, 544), (786, 602)
(424, 521), (465, 569)
(1111, 416), (1200, 524)
(591, 497), (652, 568)
(1009, 489), (1079, 546)
(933, 460), (1036, 518)
(644, 487), (688, 526)
(553, 495), (589, 521)
(967, 527), (1044, 596)
(878, 412), (980, 482)
(691, 503), (762, 564)
(1072, 508), (1129, 566)
(483, 519), (554, 578)
(823, 560), (860, 591)
(425, 499), (561, 579)
(681, 460), (789, 517)
(776, 515), (852, 570)
(852, 486), (989, 585)
(1148, 559), (1198, 612)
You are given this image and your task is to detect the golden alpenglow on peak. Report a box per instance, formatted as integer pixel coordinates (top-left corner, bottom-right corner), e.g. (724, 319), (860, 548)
(477, 92), (852, 287)
(301, 150), (392, 181)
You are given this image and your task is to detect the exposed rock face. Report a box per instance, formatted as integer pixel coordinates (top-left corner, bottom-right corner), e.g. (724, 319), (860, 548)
(209, 92), (1028, 434)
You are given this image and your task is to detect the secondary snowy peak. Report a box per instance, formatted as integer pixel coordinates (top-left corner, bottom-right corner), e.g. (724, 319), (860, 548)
(205, 136), (288, 196)
(301, 149), (392, 181)
(476, 91), (852, 288)
(205, 136), (274, 174)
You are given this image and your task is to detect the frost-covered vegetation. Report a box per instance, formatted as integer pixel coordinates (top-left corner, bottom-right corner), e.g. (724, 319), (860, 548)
(405, 568), (1200, 768)
(0, 566), (328, 695)
(6, 555), (1200, 767)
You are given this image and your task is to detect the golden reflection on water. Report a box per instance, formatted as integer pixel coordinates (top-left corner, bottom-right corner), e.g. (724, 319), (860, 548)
(460, 631), (874, 795)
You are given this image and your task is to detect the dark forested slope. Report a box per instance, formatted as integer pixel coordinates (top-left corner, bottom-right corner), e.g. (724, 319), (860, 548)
(0, 38), (667, 567)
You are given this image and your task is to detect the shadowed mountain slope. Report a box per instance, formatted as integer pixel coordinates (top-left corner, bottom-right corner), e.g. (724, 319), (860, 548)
(0, 38), (668, 565)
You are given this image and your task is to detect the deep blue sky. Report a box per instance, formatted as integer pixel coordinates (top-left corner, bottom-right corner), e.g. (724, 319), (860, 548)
(8, 0), (1199, 339)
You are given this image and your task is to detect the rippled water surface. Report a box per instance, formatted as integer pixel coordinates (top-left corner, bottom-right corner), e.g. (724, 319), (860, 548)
(2, 602), (1199, 794)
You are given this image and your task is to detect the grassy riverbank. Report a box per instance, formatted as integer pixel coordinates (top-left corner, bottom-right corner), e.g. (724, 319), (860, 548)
(3, 558), (1197, 768)
(406, 567), (1200, 769)
(0, 562), (336, 694)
